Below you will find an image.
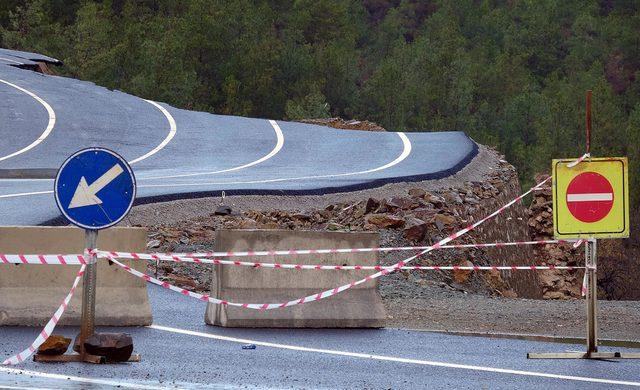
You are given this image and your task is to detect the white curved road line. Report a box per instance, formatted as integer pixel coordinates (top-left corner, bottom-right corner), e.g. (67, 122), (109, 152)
(0, 57), (23, 64)
(128, 100), (177, 165)
(139, 132), (411, 188)
(140, 119), (284, 180)
(0, 132), (409, 199)
(0, 80), (56, 162)
(151, 324), (640, 387)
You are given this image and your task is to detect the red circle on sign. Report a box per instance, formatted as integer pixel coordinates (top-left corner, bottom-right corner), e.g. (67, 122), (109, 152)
(566, 172), (614, 223)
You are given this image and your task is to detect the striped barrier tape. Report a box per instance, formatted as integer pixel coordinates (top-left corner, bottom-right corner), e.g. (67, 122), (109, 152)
(567, 153), (590, 168)
(0, 254), (87, 265)
(107, 177), (552, 310)
(107, 253), (590, 312)
(0, 251), (585, 271)
(101, 251), (585, 271)
(0, 237), (581, 265)
(2, 265), (86, 365)
(0, 252), (585, 271)
(96, 238), (581, 260)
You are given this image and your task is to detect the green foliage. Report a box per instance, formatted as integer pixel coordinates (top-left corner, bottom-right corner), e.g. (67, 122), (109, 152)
(1, 0), (639, 207)
(285, 86), (330, 120)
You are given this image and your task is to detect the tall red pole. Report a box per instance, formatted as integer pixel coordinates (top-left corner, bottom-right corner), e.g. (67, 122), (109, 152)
(586, 90), (592, 154)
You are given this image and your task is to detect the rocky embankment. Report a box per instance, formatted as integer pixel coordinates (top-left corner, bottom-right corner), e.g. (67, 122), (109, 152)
(138, 155), (544, 300)
(526, 175), (583, 299)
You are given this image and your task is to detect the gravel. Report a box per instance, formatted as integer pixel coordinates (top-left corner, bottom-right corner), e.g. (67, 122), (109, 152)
(384, 292), (640, 342)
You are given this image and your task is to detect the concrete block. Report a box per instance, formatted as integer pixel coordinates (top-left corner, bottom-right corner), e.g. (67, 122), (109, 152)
(205, 230), (387, 328)
(0, 226), (152, 326)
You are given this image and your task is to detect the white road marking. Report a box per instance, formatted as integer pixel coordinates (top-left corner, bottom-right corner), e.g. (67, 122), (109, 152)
(0, 190), (51, 199)
(0, 57), (23, 64)
(0, 80), (56, 162)
(140, 119), (285, 180)
(139, 132), (412, 188)
(128, 100), (177, 164)
(0, 366), (176, 390)
(0, 131), (410, 198)
(567, 193), (613, 202)
(150, 324), (640, 387)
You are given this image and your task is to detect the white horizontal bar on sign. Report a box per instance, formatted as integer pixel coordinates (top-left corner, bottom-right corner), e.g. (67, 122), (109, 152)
(567, 193), (613, 202)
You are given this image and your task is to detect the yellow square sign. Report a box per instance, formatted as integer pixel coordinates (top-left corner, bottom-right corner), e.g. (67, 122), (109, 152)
(552, 157), (629, 239)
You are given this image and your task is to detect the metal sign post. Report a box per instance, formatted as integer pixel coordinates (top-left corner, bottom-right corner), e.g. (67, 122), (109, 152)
(34, 147), (138, 364)
(585, 238), (597, 354)
(79, 229), (99, 361)
(528, 92), (639, 359)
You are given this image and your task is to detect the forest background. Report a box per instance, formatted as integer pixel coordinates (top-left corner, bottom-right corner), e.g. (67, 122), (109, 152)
(1, 0), (639, 210)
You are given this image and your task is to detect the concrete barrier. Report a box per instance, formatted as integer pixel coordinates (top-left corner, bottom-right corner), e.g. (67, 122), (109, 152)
(205, 230), (387, 328)
(0, 226), (152, 326)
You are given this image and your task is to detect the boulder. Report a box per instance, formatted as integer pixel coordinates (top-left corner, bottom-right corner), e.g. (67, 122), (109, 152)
(37, 335), (71, 356)
(453, 260), (474, 284)
(408, 188), (427, 198)
(214, 205), (232, 216)
(366, 214), (405, 228)
(146, 239), (161, 249)
(403, 217), (428, 242)
(390, 197), (419, 210)
(167, 274), (197, 289)
(427, 195), (446, 208)
(434, 213), (456, 231)
(443, 191), (463, 205)
(84, 333), (133, 362)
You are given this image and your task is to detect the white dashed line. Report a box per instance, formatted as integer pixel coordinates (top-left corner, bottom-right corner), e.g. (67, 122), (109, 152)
(0, 80), (56, 162)
(139, 132), (411, 188)
(150, 324), (640, 387)
(128, 100), (177, 164)
(140, 119), (284, 179)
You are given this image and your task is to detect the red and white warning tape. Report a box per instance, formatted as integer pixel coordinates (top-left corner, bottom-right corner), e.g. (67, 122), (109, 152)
(0, 254), (87, 265)
(2, 265), (86, 365)
(107, 178), (553, 310)
(0, 251), (585, 272)
(0, 237), (581, 265)
(101, 251), (584, 271)
(97, 238), (580, 260)
(567, 153), (590, 168)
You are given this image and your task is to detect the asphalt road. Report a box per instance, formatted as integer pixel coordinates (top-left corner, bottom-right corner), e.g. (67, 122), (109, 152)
(0, 48), (476, 225)
(1, 284), (640, 389)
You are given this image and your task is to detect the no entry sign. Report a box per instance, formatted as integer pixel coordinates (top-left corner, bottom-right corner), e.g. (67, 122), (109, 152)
(553, 157), (629, 239)
(566, 172), (614, 223)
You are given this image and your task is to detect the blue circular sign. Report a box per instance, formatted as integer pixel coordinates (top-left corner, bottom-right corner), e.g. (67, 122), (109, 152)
(54, 148), (136, 230)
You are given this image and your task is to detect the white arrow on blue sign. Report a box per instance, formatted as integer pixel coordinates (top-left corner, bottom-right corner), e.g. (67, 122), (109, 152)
(54, 148), (136, 230)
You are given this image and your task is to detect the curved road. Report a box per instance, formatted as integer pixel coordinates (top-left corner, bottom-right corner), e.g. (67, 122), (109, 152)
(0, 48), (476, 226)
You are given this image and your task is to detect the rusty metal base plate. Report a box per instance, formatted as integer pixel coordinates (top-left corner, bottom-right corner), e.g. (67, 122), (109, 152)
(33, 353), (141, 363)
(528, 351), (640, 359)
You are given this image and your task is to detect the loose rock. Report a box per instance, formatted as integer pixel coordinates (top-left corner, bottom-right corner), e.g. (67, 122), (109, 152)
(37, 335), (71, 356)
(84, 333), (134, 362)
(366, 214), (405, 228)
